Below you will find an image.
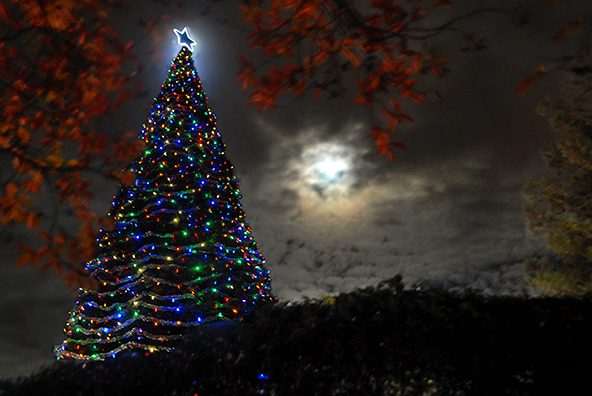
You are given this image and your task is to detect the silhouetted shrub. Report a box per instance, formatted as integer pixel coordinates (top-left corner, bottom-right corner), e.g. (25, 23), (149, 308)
(1, 275), (591, 396)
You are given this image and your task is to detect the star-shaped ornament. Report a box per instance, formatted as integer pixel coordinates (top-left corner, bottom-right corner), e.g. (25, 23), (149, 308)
(173, 27), (196, 52)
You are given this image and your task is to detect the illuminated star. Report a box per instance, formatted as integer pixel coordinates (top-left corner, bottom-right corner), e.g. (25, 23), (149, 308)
(173, 27), (196, 52)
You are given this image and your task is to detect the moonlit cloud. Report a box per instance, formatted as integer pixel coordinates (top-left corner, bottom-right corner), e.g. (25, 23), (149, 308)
(239, 132), (549, 301)
(297, 137), (359, 194)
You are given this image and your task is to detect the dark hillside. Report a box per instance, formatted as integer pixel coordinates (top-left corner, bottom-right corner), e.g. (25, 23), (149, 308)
(1, 276), (591, 396)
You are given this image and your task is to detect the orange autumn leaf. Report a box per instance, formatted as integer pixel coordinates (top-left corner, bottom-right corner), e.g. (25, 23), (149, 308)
(534, 64), (548, 75)
(239, 0), (472, 156)
(47, 155), (65, 167)
(552, 27), (571, 40)
(0, 3), (22, 29)
(435, 56), (450, 64)
(388, 99), (401, 112)
(41, 260), (60, 274)
(412, 55), (422, 73)
(354, 91), (373, 107)
(121, 171), (136, 186)
(65, 159), (79, 168)
(5, 183), (18, 197)
(16, 253), (32, 268)
(313, 88), (323, 99)
(516, 77), (536, 96)
(313, 50), (329, 66)
(368, 74), (381, 91)
(570, 16), (584, 27)
(0, 0), (144, 288)
(431, 63), (443, 78)
(342, 47), (361, 67)
(46, 5), (73, 31)
(239, 3), (262, 23)
(26, 212), (40, 229)
(378, 144), (395, 161)
(292, 79), (306, 96)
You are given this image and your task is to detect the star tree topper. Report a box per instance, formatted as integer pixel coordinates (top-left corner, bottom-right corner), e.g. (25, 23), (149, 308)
(173, 27), (196, 52)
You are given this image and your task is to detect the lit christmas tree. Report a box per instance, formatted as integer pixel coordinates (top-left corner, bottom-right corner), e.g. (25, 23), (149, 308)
(55, 28), (275, 361)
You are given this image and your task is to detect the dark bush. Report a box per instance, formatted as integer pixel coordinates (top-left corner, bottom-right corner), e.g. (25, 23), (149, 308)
(1, 276), (591, 396)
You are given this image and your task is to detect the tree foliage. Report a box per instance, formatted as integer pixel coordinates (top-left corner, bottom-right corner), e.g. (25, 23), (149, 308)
(236, 0), (522, 160)
(523, 53), (592, 297)
(0, 0), (145, 288)
(516, 14), (586, 96)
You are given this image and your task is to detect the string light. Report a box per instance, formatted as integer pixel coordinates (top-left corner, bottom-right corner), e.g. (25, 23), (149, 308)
(55, 35), (275, 361)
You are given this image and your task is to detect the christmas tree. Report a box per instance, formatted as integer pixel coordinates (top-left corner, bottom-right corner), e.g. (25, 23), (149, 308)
(55, 28), (275, 361)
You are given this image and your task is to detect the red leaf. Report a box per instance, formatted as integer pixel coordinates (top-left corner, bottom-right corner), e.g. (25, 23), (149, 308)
(389, 99), (401, 112)
(368, 75), (381, 91)
(41, 261), (59, 273)
(26, 212), (40, 229)
(5, 183), (18, 197)
(95, 135), (108, 151)
(412, 56), (422, 73)
(516, 77), (536, 96)
(313, 50), (328, 66)
(0, 3), (22, 29)
(533, 64), (547, 75)
(282, 64), (302, 75)
(121, 171), (136, 186)
(37, 246), (49, 257)
(400, 112), (414, 123)
(16, 253), (32, 268)
(355, 92), (373, 107)
(15, 244), (36, 254)
(0, 4), (11, 22)
(342, 47), (361, 67)
(552, 27), (571, 40)
(431, 63), (443, 78)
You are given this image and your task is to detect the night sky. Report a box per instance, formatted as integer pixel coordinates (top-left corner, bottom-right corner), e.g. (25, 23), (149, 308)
(1, 0), (590, 379)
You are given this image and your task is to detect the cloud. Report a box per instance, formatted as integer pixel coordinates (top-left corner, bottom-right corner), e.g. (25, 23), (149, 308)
(236, 125), (548, 301)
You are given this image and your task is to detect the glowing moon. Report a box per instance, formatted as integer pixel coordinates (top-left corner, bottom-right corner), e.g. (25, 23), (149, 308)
(286, 130), (368, 198)
(317, 158), (347, 179)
